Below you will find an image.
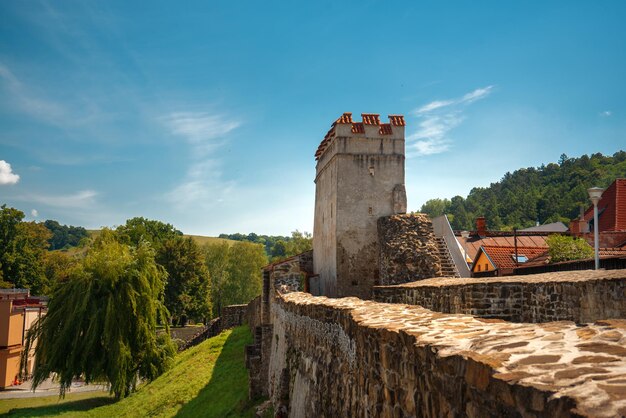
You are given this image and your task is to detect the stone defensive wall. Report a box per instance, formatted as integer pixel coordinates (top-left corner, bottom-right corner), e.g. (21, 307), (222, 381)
(266, 291), (626, 418)
(372, 270), (626, 324)
(378, 214), (443, 284)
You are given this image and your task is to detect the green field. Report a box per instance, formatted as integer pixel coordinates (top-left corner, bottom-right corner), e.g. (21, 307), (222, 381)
(184, 235), (236, 246)
(0, 326), (260, 417)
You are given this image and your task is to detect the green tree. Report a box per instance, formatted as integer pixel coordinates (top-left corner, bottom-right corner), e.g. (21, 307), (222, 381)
(283, 230), (312, 257)
(43, 220), (88, 250)
(40, 251), (78, 295)
(546, 235), (594, 263)
(203, 241), (267, 316)
(116, 217), (182, 249)
(24, 230), (176, 399)
(157, 237), (211, 325)
(0, 205), (51, 293)
(419, 198), (451, 218)
(225, 241), (267, 306)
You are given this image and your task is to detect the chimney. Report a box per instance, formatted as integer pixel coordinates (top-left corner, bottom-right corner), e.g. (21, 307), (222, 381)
(476, 217), (487, 236)
(569, 219), (581, 236)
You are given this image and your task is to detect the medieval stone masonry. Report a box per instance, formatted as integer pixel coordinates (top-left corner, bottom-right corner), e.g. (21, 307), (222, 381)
(312, 113), (407, 299)
(242, 113), (626, 417)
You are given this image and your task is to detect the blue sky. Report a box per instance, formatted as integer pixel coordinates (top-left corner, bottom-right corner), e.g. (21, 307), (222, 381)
(1, 1), (625, 235)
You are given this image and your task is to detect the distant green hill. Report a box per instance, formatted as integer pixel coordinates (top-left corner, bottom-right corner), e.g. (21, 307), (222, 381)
(420, 151), (626, 231)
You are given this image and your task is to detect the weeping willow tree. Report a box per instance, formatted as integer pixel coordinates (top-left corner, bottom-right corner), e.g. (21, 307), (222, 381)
(23, 230), (176, 399)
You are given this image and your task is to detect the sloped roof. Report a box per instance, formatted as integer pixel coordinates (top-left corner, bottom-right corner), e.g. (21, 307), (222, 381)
(520, 222), (568, 233)
(474, 246), (548, 272)
(460, 234), (549, 262)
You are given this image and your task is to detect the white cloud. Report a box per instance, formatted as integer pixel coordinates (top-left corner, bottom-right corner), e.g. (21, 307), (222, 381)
(31, 209), (38, 217)
(408, 86), (493, 157)
(601, 110), (612, 117)
(163, 111), (241, 208)
(415, 99), (455, 114)
(0, 160), (20, 185)
(15, 190), (97, 209)
(166, 160), (235, 210)
(163, 112), (240, 155)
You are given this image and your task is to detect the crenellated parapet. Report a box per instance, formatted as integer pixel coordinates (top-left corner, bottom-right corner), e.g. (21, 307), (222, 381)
(315, 112), (405, 161)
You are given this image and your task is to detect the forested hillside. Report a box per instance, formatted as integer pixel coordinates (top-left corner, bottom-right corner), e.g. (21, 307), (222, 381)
(420, 151), (626, 231)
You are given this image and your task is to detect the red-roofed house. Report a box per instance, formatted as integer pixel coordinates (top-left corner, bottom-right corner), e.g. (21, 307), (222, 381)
(471, 246), (548, 277)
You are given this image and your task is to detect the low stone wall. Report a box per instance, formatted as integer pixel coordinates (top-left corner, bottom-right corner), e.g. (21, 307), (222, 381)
(378, 214), (442, 285)
(373, 270), (626, 324)
(179, 304), (248, 351)
(267, 292), (626, 418)
(221, 304), (247, 329)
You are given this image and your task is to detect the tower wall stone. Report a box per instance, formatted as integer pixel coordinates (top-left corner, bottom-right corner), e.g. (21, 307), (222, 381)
(313, 113), (406, 298)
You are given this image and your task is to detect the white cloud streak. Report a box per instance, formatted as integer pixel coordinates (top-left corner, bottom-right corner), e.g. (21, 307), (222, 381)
(408, 86), (493, 157)
(163, 111), (241, 209)
(15, 190), (98, 209)
(31, 209), (38, 217)
(163, 112), (240, 155)
(0, 160), (20, 185)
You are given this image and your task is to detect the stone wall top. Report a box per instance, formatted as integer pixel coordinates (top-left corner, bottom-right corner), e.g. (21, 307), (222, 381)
(280, 291), (626, 417)
(374, 269), (626, 289)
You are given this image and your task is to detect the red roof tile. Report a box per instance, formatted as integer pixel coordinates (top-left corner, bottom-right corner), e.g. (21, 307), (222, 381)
(335, 112), (353, 124)
(478, 246), (548, 272)
(362, 113), (380, 125)
(352, 122), (365, 134)
(315, 113), (405, 160)
(379, 123), (393, 135)
(388, 115), (405, 126)
(460, 234), (549, 261)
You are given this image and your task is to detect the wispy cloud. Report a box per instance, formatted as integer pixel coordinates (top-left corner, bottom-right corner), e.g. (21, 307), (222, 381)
(0, 160), (20, 185)
(14, 190), (98, 209)
(163, 111), (241, 209)
(601, 110), (612, 117)
(408, 86), (494, 157)
(31, 209), (38, 217)
(0, 62), (68, 124)
(163, 112), (241, 155)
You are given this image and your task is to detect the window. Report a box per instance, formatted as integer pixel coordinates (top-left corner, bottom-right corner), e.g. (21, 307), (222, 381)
(485, 263), (489, 271)
(477, 265), (482, 272)
(512, 255), (528, 263)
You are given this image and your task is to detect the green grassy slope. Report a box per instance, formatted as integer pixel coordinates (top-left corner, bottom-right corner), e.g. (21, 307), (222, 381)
(184, 235), (235, 246)
(1, 326), (257, 418)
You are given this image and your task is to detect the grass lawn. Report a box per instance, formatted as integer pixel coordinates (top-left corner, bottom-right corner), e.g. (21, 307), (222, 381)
(0, 326), (259, 417)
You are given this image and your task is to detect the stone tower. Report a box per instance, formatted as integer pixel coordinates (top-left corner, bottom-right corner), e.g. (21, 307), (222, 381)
(312, 112), (406, 298)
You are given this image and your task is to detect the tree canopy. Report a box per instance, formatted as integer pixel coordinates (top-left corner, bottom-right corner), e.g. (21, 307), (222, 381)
(420, 151), (626, 231)
(0, 205), (51, 293)
(203, 241), (267, 317)
(42, 220), (89, 250)
(157, 236), (211, 325)
(218, 230), (312, 259)
(24, 230), (176, 399)
(546, 235), (594, 263)
(116, 217), (182, 249)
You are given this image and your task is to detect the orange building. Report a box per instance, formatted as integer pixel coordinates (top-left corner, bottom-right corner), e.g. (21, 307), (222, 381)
(0, 290), (47, 388)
